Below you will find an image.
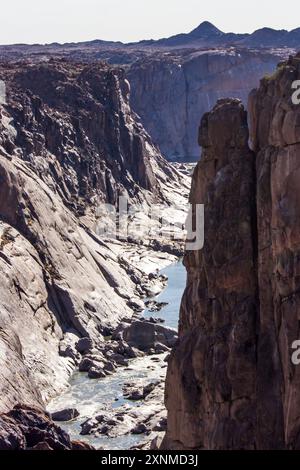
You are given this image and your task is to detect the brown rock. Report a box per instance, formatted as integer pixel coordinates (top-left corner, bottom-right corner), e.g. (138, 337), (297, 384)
(163, 98), (257, 450)
(164, 54), (300, 450)
(71, 440), (95, 450)
(0, 405), (72, 450)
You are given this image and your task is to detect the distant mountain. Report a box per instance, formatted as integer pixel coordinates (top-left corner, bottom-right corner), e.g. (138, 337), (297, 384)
(189, 21), (224, 38)
(117, 21), (299, 49)
(1, 21), (300, 52)
(135, 21), (229, 47)
(240, 27), (300, 47)
(144, 22), (300, 48)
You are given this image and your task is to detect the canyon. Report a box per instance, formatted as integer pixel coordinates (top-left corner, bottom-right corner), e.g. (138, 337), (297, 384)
(1, 22), (300, 452)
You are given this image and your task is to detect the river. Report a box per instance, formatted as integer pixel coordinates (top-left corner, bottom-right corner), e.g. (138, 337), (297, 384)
(48, 261), (186, 449)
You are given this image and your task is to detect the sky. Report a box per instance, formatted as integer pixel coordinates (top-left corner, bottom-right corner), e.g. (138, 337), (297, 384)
(1, 0), (299, 45)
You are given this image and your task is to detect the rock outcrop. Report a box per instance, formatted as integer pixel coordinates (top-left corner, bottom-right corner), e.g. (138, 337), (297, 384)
(0, 404), (93, 450)
(163, 54), (300, 450)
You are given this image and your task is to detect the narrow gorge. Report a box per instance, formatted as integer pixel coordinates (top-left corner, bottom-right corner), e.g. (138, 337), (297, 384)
(1, 22), (300, 453)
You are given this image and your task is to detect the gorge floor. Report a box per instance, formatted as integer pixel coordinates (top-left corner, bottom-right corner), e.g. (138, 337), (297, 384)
(47, 261), (186, 450)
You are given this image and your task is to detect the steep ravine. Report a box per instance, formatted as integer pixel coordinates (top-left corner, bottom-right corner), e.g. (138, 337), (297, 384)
(163, 53), (300, 450)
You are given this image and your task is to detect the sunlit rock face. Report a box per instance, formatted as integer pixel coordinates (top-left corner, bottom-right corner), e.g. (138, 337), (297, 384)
(128, 49), (279, 161)
(0, 60), (186, 412)
(163, 53), (300, 450)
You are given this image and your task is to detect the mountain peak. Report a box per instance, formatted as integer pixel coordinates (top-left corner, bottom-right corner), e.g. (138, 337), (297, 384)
(190, 21), (224, 38)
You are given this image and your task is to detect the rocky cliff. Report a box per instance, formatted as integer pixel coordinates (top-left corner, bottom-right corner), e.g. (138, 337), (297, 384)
(0, 33), (287, 163)
(163, 53), (300, 450)
(128, 49), (279, 160)
(0, 60), (187, 414)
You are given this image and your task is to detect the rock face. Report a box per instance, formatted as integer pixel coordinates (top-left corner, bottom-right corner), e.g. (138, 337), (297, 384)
(0, 60), (174, 205)
(248, 54), (300, 450)
(128, 49), (279, 160)
(163, 54), (300, 450)
(0, 60), (186, 413)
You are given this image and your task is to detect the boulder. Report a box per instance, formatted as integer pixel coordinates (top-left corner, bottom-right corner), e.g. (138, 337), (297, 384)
(163, 64), (300, 450)
(132, 423), (147, 435)
(122, 320), (178, 352)
(76, 337), (93, 354)
(123, 381), (159, 401)
(145, 300), (168, 312)
(127, 298), (145, 312)
(80, 411), (137, 438)
(78, 355), (105, 373)
(51, 408), (80, 422)
(88, 367), (106, 379)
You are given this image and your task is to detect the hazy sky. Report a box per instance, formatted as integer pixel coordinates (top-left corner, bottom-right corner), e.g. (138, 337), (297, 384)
(1, 0), (299, 45)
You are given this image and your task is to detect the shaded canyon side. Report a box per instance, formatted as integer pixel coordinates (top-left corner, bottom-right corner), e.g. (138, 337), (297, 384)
(163, 53), (300, 450)
(128, 48), (279, 161)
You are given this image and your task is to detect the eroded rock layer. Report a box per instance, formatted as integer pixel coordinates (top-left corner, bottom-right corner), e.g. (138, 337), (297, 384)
(164, 54), (300, 450)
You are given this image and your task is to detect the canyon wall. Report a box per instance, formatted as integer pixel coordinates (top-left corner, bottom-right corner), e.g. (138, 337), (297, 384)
(128, 49), (279, 161)
(0, 60), (186, 413)
(163, 53), (300, 449)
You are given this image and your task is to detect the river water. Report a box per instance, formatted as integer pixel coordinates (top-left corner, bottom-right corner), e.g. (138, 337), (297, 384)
(48, 261), (186, 450)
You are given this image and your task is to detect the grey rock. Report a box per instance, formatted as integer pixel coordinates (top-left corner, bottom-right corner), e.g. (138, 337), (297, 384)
(127, 298), (145, 312)
(154, 342), (171, 353)
(88, 367), (107, 379)
(122, 320), (178, 352)
(0, 60), (186, 413)
(78, 355), (104, 373)
(145, 300), (168, 312)
(132, 423), (147, 435)
(128, 49), (278, 161)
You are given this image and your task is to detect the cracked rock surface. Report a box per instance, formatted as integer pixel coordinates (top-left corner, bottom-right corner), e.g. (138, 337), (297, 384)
(163, 53), (300, 450)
